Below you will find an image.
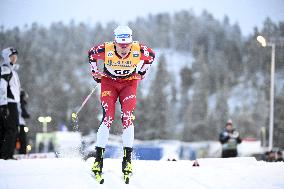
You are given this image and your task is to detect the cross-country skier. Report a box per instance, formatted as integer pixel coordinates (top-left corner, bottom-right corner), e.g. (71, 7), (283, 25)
(88, 25), (155, 183)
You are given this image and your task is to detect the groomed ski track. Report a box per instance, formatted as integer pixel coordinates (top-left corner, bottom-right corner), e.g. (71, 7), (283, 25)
(1, 157), (284, 189)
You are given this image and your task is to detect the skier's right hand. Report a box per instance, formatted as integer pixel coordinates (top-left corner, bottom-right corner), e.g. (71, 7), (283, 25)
(0, 105), (9, 119)
(92, 71), (104, 83)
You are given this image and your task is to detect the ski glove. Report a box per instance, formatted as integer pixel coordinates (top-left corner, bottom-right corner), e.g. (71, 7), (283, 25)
(22, 110), (30, 119)
(92, 71), (104, 83)
(138, 71), (146, 80)
(0, 105), (9, 119)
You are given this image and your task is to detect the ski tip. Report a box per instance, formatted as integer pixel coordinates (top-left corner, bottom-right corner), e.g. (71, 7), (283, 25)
(124, 174), (130, 184)
(100, 179), (104, 184)
(192, 160), (200, 167)
(93, 172), (104, 184)
(125, 178), (129, 184)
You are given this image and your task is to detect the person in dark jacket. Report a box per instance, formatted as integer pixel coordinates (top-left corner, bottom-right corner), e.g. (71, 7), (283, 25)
(219, 119), (242, 158)
(276, 151), (283, 162)
(17, 89), (30, 154)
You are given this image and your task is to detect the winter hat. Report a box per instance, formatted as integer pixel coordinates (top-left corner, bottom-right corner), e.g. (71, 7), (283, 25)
(2, 47), (18, 57)
(2, 47), (18, 63)
(114, 26), (133, 44)
(226, 119), (233, 126)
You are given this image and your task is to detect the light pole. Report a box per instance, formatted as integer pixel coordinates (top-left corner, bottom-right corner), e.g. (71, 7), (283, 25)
(38, 116), (52, 133)
(256, 35), (276, 151)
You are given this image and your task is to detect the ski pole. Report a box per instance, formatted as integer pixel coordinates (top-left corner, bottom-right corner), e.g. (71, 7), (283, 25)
(71, 84), (99, 122)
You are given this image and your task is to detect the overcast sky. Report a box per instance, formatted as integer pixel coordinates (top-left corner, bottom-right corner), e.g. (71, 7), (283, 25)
(0, 0), (283, 36)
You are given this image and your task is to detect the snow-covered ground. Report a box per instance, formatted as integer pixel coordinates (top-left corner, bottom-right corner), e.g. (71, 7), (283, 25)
(1, 157), (283, 189)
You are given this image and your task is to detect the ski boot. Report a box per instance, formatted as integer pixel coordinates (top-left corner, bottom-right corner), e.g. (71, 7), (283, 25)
(122, 147), (133, 184)
(91, 147), (105, 184)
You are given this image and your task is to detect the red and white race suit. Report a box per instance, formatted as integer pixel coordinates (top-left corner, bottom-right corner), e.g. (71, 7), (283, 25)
(88, 41), (155, 147)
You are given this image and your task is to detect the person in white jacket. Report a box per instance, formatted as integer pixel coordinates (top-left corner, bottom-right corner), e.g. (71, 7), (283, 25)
(0, 47), (21, 160)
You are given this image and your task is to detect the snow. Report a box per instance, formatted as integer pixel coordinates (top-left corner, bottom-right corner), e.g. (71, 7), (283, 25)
(1, 156), (284, 189)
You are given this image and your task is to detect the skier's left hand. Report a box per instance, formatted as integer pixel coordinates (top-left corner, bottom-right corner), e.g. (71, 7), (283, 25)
(138, 71), (146, 80)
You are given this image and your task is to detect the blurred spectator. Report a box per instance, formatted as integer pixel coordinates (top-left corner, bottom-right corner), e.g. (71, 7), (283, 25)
(48, 139), (54, 152)
(276, 151), (283, 162)
(219, 119), (242, 158)
(17, 89), (30, 154)
(38, 141), (44, 153)
(263, 150), (283, 162)
(263, 151), (270, 161)
(265, 150), (276, 162)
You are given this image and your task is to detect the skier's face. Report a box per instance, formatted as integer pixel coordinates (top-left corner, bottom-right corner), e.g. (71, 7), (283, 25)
(9, 54), (18, 64)
(115, 42), (132, 57)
